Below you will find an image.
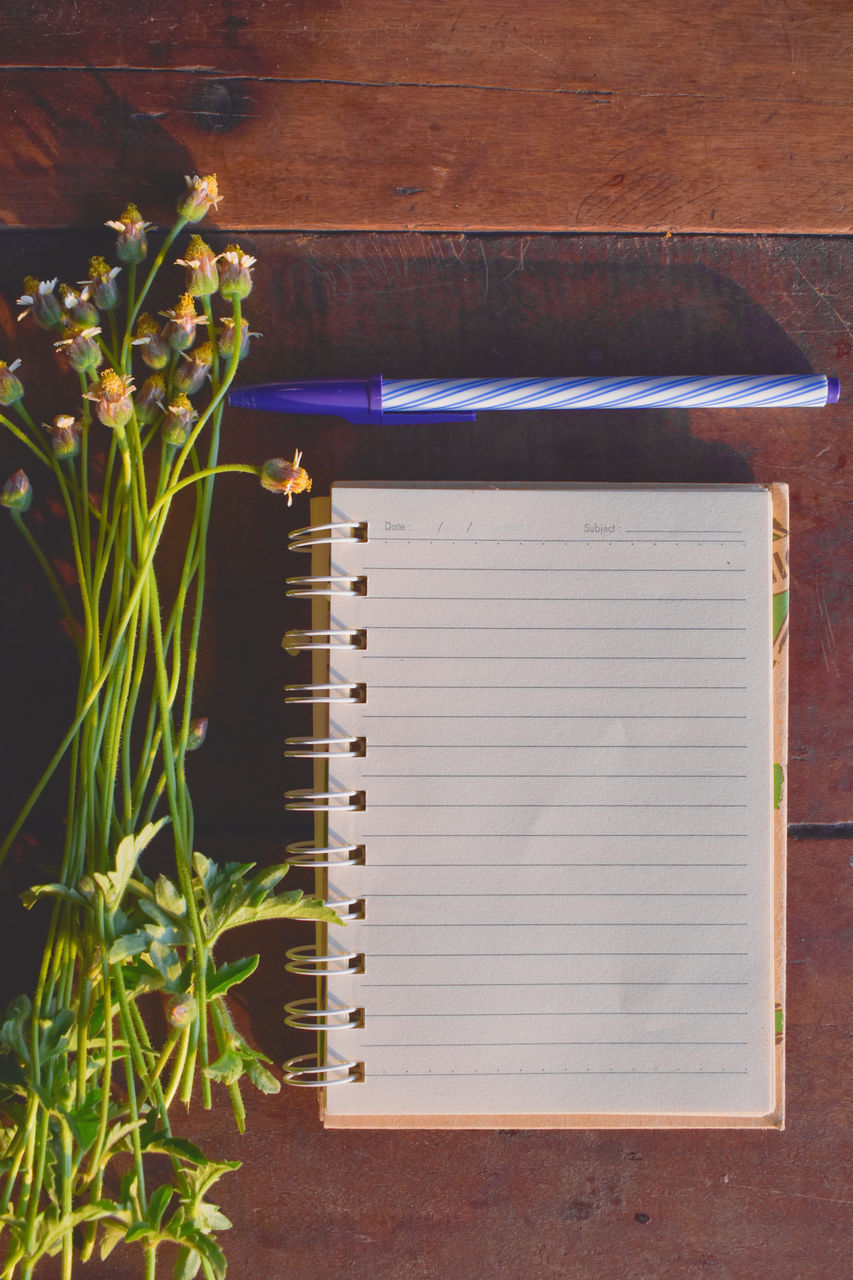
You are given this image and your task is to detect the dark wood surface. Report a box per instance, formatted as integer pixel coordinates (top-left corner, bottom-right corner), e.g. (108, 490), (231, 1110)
(1, 228), (851, 1277)
(1, 0), (852, 233)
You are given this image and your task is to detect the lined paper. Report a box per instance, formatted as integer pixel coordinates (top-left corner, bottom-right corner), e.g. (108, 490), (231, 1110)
(317, 484), (774, 1122)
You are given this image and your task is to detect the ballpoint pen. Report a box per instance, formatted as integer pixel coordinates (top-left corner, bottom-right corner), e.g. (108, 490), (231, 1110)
(229, 374), (840, 424)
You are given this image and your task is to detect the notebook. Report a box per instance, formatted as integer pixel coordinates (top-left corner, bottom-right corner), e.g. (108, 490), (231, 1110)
(282, 482), (787, 1129)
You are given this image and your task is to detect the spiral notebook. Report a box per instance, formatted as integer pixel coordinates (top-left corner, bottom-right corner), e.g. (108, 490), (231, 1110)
(282, 482), (787, 1129)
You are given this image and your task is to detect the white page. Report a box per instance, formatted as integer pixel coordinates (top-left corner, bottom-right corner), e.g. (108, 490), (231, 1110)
(315, 483), (775, 1122)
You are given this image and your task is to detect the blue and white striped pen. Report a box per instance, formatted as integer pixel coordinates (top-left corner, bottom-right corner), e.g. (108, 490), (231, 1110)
(229, 374), (840, 425)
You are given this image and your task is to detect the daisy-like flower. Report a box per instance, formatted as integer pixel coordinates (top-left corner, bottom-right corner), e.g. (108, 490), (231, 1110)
(1, 469), (33, 513)
(162, 394), (197, 447)
(54, 324), (103, 375)
(17, 278), (63, 329)
(175, 235), (219, 297)
(46, 415), (81, 460)
(84, 370), (135, 430)
(173, 341), (214, 396)
(217, 244), (256, 301)
(131, 314), (170, 370)
(216, 316), (259, 363)
(105, 202), (153, 265)
(160, 294), (206, 353)
(259, 450), (312, 506)
(81, 256), (121, 310)
(0, 359), (24, 406)
(177, 173), (221, 223)
(59, 283), (99, 327)
(134, 374), (167, 426)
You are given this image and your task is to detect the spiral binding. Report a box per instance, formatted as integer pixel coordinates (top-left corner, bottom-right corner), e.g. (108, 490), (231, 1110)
(284, 998), (364, 1030)
(285, 944), (364, 976)
(284, 788), (365, 813)
(282, 510), (367, 1087)
(282, 628), (366, 655)
(284, 839), (365, 867)
(280, 1054), (362, 1087)
(285, 574), (367, 598)
(283, 681), (366, 705)
(284, 736), (366, 760)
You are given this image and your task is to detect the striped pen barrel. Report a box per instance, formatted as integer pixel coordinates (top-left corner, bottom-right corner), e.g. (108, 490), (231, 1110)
(381, 374), (839, 413)
(229, 374), (840, 423)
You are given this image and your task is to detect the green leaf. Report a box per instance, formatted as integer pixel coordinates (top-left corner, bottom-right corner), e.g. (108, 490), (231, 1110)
(125, 1220), (151, 1244)
(143, 1133), (209, 1167)
(204, 1047), (243, 1086)
(244, 1055), (281, 1095)
(147, 1184), (175, 1231)
(154, 874), (187, 918)
(175, 1246), (203, 1280)
(100, 1222), (128, 1261)
(108, 931), (151, 964)
(0, 996), (31, 1065)
(21, 882), (89, 910)
(177, 1227), (227, 1280)
(207, 954), (259, 998)
(65, 1095), (102, 1153)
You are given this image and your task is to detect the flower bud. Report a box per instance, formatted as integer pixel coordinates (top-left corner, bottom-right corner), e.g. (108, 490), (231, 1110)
(217, 244), (255, 301)
(0, 359), (24, 406)
(175, 235), (219, 297)
(167, 995), (197, 1028)
(1, 469), (33, 513)
(177, 173), (221, 223)
(54, 325), (103, 375)
(83, 257), (121, 310)
(160, 294), (205, 353)
(186, 717), (208, 751)
(46, 415), (81, 460)
(132, 314), (171, 370)
(173, 341), (213, 396)
(59, 284), (99, 327)
(17, 278), (63, 330)
(260, 450), (312, 506)
(105, 203), (152, 265)
(134, 374), (166, 426)
(216, 316), (258, 363)
(84, 370), (135, 430)
(162, 394), (197, 447)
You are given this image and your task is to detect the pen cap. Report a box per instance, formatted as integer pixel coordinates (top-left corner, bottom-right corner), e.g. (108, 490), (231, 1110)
(228, 376), (477, 424)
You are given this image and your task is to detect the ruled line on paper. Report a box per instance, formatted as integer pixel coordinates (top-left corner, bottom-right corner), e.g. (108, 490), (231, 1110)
(322, 483), (773, 1121)
(360, 565), (748, 573)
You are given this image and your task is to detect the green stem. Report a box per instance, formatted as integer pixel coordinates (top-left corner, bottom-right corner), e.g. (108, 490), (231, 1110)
(148, 464), (261, 519)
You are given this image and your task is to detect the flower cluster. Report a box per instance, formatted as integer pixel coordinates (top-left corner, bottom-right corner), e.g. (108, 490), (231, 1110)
(4, 173), (306, 507)
(0, 175), (316, 1280)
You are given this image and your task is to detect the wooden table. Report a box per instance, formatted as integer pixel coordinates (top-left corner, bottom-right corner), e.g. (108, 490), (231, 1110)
(1, 4), (851, 1277)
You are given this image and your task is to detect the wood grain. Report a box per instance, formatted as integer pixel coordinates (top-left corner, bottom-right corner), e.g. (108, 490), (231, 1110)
(1, 228), (851, 1278)
(0, 0), (851, 232)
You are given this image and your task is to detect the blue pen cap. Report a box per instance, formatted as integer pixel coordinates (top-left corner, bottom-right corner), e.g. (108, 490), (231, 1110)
(228, 376), (476, 425)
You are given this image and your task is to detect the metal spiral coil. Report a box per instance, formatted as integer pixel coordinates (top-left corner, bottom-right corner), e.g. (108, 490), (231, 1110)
(283, 681), (366, 705)
(289, 520), (368, 552)
(283, 735), (366, 760)
(281, 1053), (363, 1087)
(284, 788), (366, 813)
(285, 574), (367, 598)
(282, 627), (366, 655)
(284, 840), (365, 867)
(285, 945), (364, 976)
(284, 998), (364, 1031)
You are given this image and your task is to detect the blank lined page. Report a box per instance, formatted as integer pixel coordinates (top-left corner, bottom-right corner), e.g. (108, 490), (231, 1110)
(318, 483), (775, 1124)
